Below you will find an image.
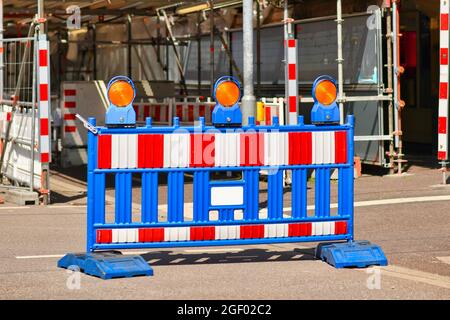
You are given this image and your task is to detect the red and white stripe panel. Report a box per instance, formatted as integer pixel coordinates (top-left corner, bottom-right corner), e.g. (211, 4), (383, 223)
(38, 36), (50, 164)
(439, 0), (449, 161)
(96, 221), (348, 244)
(133, 103), (170, 123)
(175, 103), (215, 123)
(63, 85), (77, 135)
(286, 39), (298, 125)
(97, 131), (348, 169)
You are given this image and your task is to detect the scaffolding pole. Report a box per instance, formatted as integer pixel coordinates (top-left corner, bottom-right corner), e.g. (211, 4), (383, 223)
(336, 0), (345, 125)
(385, 2), (395, 175)
(241, 0), (256, 125)
(392, 0), (405, 175)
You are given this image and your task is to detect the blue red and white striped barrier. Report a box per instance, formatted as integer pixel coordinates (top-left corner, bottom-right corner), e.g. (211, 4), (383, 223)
(58, 76), (387, 279)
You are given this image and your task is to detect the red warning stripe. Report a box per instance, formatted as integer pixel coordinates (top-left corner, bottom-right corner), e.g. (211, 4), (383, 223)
(335, 221), (348, 235)
(442, 13), (449, 31)
(143, 105), (150, 119)
(64, 89), (76, 96)
(188, 105), (194, 122)
(288, 223), (312, 237)
(288, 64), (296, 80)
(441, 48), (449, 65)
(40, 118), (48, 136)
(64, 101), (76, 108)
(288, 132), (312, 165)
(240, 225), (264, 239)
(64, 126), (77, 133)
(439, 117), (448, 134)
(64, 114), (76, 120)
(439, 151), (447, 161)
(41, 153), (49, 163)
(334, 131), (348, 164)
(265, 105), (272, 125)
(190, 226), (215, 241)
(240, 133), (264, 166)
(153, 105), (160, 122)
(138, 134), (164, 168)
(190, 134), (215, 167)
(289, 96), (297, 113)
(39, 84), (48, 101)
(176, 104), (183, 119)
(138, 228), (165, 242)
(440, 82), (448, 100)
(97, 135), (112, 169)
(96, 230), (112, 244)
(39, 49), (48, 67)
(199, 105), (206, 117)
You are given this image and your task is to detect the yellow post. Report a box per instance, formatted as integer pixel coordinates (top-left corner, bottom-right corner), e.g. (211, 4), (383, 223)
(256, 101), (265, 122)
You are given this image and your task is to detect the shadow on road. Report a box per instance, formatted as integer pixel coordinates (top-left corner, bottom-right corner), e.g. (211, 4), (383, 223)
(139, 247), (318, 266)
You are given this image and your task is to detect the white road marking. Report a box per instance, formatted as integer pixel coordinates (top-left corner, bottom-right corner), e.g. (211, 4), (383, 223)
(46, 205), (87, 209)
(0, 206), (30, 210)
(436, 256), (450, 265)
(184, 248), (244, 253)
(376, 265), (450, 290)
(16, 254), (64, 259)
(170, 258), (186, 264)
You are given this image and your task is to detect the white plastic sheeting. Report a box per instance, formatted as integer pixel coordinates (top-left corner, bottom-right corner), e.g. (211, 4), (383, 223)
(0, 107), (41, 188)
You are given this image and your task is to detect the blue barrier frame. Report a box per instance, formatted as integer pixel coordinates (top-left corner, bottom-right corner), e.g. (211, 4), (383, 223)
(85, 115), (355, 252)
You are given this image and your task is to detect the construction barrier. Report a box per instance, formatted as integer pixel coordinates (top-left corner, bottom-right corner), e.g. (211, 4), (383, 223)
(88, 115), (353, 250)
(58, 75), (387, 279)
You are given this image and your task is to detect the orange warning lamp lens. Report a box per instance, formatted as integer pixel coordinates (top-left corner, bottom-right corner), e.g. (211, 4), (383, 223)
(314, 80), (337, 106)
(215, 81), (240, 107)
(108, 80), (135, 107)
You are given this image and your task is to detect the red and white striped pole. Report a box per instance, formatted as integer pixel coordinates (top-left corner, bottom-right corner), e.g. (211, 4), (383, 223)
(38, 34), (51, 197)
(439, 0), (449, 184)
(284, 1), (298, 125)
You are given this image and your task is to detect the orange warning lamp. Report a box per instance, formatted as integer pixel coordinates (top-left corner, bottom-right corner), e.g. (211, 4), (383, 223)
(311, 75), (340, 124)
(212, 76), (242, 127)
(108, 80), (135, 107)
(314, 79), (337, 106)
(215, 80), (240, 107)
(105, 76), (136, 127)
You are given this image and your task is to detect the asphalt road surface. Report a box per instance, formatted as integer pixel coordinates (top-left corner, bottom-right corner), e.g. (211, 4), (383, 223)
(1, 162), (450, 299)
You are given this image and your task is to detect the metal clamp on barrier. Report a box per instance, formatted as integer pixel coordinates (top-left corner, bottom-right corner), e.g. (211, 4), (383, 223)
(58, 75), (387, 280)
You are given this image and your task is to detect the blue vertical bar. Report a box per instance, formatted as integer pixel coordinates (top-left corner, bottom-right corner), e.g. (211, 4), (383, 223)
(86, 117), (96, 252)
(142, 172), (158, 223)
(219, 208), (234, 221)
(268, 169), (283, 220)
(314, 169), (321, 218)
(244, 169), (259, 220)
(315, 168), (330, 218)
(168, 171), (184, 222)
(338, 168), (344, 216)
(115, 172), (132, 223)
(93, 174), (105, 224)
(193, 171), (210, 222)
(346, 115), (355, 240)
(292, 169), (307, 219)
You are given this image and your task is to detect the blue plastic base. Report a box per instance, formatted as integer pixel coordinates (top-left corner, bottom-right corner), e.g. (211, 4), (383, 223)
(316, 241), (388, 269)
(57, 251), (153, 280)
